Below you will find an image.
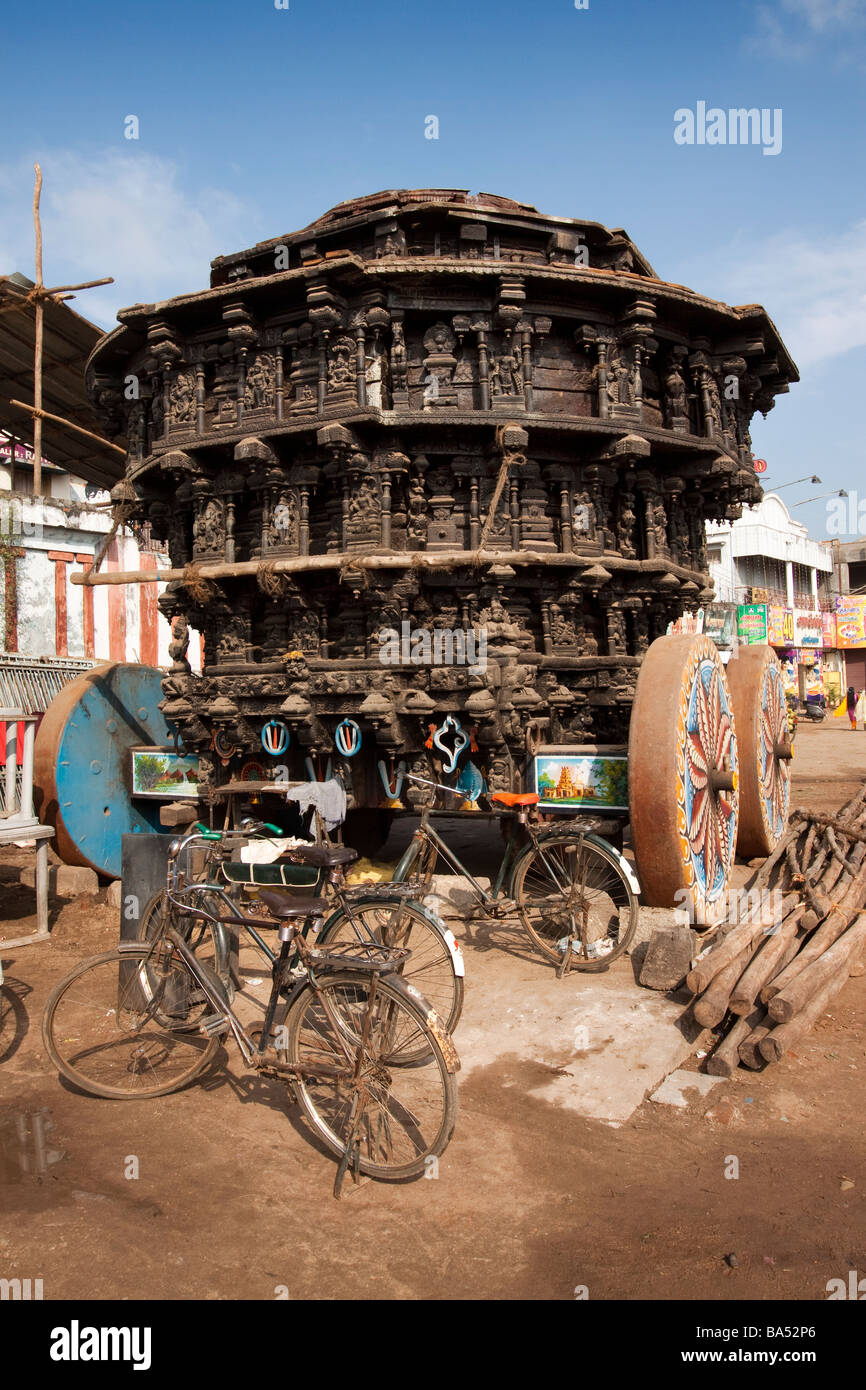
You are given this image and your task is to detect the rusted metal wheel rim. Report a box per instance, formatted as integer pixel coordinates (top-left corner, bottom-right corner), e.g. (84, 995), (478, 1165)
(726, 645), (791, 859)
(629, 633), (739, 926)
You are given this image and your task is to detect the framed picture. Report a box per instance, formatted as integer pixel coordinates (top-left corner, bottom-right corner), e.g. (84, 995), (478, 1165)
(131, 747), (200, 799)
(532, 751), (629, 812)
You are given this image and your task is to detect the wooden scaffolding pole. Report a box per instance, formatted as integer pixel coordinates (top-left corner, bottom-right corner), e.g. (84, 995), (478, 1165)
(8, 164), (116, 497)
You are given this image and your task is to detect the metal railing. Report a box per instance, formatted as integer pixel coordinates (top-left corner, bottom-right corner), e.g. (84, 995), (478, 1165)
(0, 655), (97, 714)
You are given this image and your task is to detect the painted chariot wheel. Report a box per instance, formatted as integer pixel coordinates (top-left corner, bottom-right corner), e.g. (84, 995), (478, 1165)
(726, 645), (792, 859)
(34, 662), (176, 880)
(629, 634), (739, 926)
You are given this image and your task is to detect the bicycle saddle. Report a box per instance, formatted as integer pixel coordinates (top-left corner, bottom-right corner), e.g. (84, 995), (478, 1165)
(490, 792), (540, 807)
(257, 891), (329, 920)
(281, 843), (359, 868)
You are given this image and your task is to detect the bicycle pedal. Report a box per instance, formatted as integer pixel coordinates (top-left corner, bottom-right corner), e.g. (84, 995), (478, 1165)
(491, 899), (517, 917)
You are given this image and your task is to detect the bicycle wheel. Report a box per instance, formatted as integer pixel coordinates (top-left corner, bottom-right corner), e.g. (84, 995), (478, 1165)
(285, 972), (458, 1181)
(318, 895), (464, 1037)
(42, 947), (220, 1099)
(137, 890), (232, 1007)
(510, 832), (638, 970)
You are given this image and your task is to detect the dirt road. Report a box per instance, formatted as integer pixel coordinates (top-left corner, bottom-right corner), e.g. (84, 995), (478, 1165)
(1, 721), (864, 1300)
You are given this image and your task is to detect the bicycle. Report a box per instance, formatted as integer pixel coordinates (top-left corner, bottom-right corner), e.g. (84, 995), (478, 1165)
(391, 774), (640, 974)
(134, 820), (464, 1038)
(42, 833), (459, 1196)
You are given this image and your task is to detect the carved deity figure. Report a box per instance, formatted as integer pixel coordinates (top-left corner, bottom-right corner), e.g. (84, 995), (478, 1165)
(617, 491), (637, 559)
(490, 346), (523, 397)
(193, 497), (225, 556)
(267, 491), (298, 548)
(170, 370), (196, 424)
(328, 337), (355, 394)
(365, 344), (385, 408)
(664, 358), (687, 423)
(245, 354), (275, 410)
(169, 614), (191, 674)
(390, 322), (407, 392)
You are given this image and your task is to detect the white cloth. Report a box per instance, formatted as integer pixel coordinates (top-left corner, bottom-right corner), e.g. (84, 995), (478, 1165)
(240, 837), (307, 865)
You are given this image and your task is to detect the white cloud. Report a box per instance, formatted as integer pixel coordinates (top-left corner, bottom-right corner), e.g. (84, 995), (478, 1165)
(0, 151), (258, 329)
(693, 221), (866, 368)
(750, 0), (866, 59)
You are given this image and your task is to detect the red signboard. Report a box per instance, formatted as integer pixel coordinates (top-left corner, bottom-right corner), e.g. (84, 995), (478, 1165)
(753, 458), (768, 474)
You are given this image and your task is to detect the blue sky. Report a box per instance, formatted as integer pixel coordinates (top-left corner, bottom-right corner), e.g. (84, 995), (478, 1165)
(2, 0), (864, 540)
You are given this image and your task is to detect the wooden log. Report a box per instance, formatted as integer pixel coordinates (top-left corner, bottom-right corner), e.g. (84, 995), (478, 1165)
(743, 825), (799, 894)
(686, 893), (799, 995)
(763, 860), (866, 999)
(729, 905), (805, 1014)
(756, 928), (808, 1004)
(738, 1021), (773, 1070)
(706, 1004), (766, 1077)
(758, 968), (851, 1064)
(69, 550), (708, 587)
(789, 810), (866, 847)
(692, 946), (753, 1028)
(767, 917), (866, 1023)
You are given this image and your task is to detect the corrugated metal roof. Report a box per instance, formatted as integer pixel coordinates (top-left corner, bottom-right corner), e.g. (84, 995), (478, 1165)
(0, 275), (124, 489)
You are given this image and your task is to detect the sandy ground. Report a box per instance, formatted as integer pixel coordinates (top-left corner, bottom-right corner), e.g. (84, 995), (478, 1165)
(1, 719), (865, 1301)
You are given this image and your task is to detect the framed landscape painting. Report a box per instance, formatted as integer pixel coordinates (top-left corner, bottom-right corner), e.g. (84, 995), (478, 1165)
(532, 753), (629, 812)
(131, 748), (200, 799)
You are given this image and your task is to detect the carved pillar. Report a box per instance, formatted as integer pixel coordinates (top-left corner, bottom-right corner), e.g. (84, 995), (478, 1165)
(354, 316), (367, 409)
(469, 476), (480, 548)
(474, 318), (491, 410)
(195, 361), (206, 435)
(275, 346), (284, 423)
(225, 498), (236, 565)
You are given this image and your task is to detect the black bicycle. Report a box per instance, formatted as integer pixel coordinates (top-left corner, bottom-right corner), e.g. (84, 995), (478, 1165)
(42, 831), (459, 1195)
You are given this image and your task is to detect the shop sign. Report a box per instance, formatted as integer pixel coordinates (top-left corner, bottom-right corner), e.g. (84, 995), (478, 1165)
(702, 604), (736, 648)
(834, 595), (866, 649)
(793, 609), (824, 648)
(767, 606), (794, 646)
(737, 603), (768, 644)
(822, 610), (837, 648)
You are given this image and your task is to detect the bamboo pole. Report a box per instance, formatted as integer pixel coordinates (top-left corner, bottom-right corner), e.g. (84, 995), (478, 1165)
(32, 164), (43, 498)
(8, 400), (126, 455)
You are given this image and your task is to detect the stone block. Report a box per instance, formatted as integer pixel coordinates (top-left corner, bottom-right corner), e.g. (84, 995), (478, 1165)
(106, 880), (123, 909)
(159, 801), (199, 827)
(20, 864), (99, 896)
(623, 903), (691, 951)
(649, 1068), (723, 1108)
(639, 924), (696, 991)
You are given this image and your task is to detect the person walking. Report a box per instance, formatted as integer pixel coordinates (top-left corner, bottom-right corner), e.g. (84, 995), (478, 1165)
(846, 685), (858, 730)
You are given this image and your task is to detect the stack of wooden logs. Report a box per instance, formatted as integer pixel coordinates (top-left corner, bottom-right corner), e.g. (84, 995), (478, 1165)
(687, 783), (866, 1076)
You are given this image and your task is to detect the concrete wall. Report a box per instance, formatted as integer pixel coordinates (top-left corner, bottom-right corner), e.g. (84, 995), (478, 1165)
(1, 486), (201, 671)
